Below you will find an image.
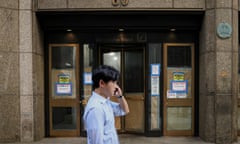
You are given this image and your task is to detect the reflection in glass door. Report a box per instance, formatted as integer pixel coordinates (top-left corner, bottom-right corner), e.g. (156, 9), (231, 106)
(103, 51), (122, 130)
(101, 45), (145, 133)
(49, 44), (80, 136)
(163, 43), (195, 136)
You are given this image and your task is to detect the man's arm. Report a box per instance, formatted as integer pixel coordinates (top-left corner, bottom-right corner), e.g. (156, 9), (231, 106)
(114, 87), (130, 114)
(117, 95), (130, 114)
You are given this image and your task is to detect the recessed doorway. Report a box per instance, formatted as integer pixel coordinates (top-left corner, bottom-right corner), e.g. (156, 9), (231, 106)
(100, 44), (145, 133)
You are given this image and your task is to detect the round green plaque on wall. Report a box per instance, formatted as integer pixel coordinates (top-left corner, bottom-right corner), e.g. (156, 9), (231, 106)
(217, 22), (232, 39)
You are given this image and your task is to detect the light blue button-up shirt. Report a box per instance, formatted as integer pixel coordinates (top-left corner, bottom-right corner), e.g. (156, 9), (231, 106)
(83, 92), (126, 144)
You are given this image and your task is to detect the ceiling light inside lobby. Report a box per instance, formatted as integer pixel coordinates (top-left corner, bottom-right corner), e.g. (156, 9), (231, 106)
(118, 28), (124, 32)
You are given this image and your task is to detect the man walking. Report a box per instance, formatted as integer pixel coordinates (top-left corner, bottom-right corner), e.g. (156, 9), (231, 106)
(83, 65), (129, 144)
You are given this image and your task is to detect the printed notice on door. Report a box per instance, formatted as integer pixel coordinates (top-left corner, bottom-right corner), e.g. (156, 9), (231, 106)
(84, 72), (93, 85)
(151, 76), (159, 96)
(170, 80), (188, 93)
(55, 83), (72, 95)
(167, 90), (177, 98)
(151, 64), (160, 76)
(173, 72), (184, 81)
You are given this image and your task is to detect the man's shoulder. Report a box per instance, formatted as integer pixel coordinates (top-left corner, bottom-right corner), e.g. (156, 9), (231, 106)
(88, 94), (107, 104)
(85, 97), (105, 109)
(84, 98), (105, 119)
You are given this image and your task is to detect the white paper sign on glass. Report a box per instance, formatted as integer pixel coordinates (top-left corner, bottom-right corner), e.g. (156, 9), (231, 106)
(84, 72), (93, 85)
(171, 80), (188, 93)
(151, 76), (159, 96)
(167, 90), (177, 99)
(151, 64), (160, 76)
(55, 83), (72, 95)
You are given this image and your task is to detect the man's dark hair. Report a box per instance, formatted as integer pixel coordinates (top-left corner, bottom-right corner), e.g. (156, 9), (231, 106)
(92, 65), (120, 89)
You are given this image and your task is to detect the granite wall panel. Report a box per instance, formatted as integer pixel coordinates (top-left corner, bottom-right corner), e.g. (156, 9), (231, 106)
(0, 94), (20, 142)
(19, 0), (34, 142)
(68, 0), (118, 9)
(215, 93), (233, 143)
(33, 94), (44, 140)
(233, 0), (238, 10)
(232, 7), (239, 140)
(0, 0), (18, 9)
(173, 0), (205, 9)
(19, 11), (32, 53)
(216, 52), (232, 93)
(32, 2), (45, 140)
(199, 8), (217, 143)
(232, 9), (239, 52)
(19, 0), (32, 10)
(0, 9), (19, 52)
(38, 0), (67, 9)
(199, 10), (216, 54)
(32, 13), (44, 55)
(238, 0), (240, 10)
(216, 0), (232, 8)
(0, 52), (19, 95)
(32, 54), (45, 141)
(37, 0), (206, 10)
(199, 52), (216, 142)
(20, 53), (33, 96)
(0, 1), (20, 142)
(119, 0), (172, 9)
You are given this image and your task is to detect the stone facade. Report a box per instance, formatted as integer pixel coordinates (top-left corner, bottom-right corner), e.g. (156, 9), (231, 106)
(199, 0), (239, 143)
(0, 0), (20, 142)
(0, 0), (44, 142)
(0, 0), (239, 143)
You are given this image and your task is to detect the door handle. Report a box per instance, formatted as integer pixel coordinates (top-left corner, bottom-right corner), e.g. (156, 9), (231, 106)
(80, 100), (87, 105)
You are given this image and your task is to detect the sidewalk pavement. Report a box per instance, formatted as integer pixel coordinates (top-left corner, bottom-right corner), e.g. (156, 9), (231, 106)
(2, 134), (240, 144)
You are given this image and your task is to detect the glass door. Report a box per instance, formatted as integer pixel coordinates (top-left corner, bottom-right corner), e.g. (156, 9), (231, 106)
(163, 43), (195, 136)
(101, 44), (145, 133)
(49, 44), (80, 136)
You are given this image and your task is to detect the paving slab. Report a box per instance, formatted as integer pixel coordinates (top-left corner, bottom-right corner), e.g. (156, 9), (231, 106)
(3, 134), (240, 144)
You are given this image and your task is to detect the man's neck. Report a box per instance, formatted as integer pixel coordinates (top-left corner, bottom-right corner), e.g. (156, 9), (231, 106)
(94, 89), (107, 99)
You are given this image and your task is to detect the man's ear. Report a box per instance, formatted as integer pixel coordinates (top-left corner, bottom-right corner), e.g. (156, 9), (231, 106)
(99, 80), (105, 88)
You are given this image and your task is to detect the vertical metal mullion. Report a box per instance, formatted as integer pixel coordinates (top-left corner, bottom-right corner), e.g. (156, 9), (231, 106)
(121, 48), (125, 132)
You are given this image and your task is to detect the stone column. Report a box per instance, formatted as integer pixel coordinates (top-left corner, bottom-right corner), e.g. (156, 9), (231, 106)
(32, 0), (45, 140)
(19, 0), (34, 142)
(199, 0), (238, 143)
(214, 0), (239, 143)
(19, 0), (45, 142)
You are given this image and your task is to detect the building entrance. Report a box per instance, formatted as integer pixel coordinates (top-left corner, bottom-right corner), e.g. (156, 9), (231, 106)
(43, 12), (201, 137)
(100, 44), (145, 133)
(47, 42), (196, 137)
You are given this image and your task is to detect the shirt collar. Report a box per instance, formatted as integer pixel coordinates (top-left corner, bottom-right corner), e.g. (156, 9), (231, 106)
(92, 92), (108, 104)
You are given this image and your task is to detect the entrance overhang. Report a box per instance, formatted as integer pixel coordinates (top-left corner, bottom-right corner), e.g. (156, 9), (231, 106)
(36, 11), (204, 32)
